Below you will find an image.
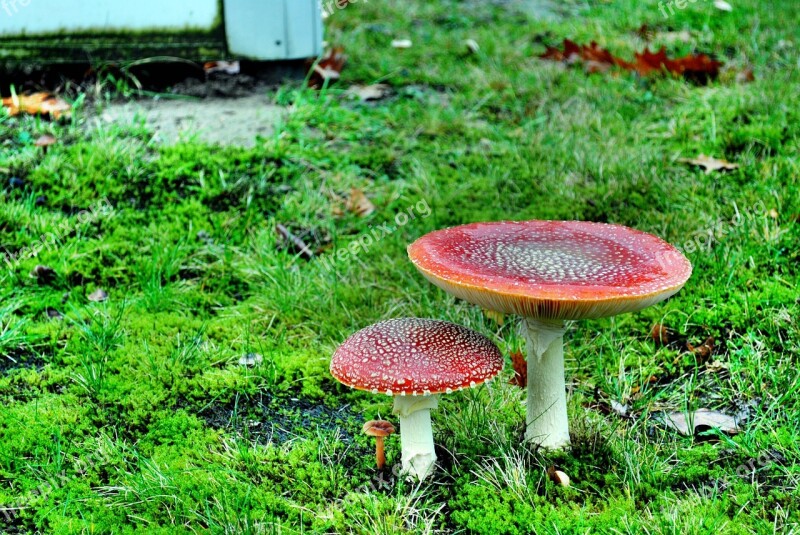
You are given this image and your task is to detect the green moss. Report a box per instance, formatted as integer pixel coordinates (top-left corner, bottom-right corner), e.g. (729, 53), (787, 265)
(1, 0), (799, 532)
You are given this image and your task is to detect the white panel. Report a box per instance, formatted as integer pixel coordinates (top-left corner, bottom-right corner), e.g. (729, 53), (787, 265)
(284, 0), (322, 58)
(224, 0), (286, 59)
(0, 0), (219, 35)
(312, 0), (324, 55)
(0, 0), (323, 60)
(224, 0), (321, 60)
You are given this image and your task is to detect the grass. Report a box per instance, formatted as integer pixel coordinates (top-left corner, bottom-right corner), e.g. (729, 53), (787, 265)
(1, 0), (799, 532)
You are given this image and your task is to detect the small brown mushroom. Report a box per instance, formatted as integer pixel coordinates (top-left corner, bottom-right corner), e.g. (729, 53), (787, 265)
(362, 420), (395, 470)
(34, 134), (57, 154)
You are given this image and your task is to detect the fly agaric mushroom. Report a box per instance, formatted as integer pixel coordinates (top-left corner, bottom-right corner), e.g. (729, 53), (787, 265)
(330, 318), (503, 480)
(363, 420), (396, 470)
(408, 221), (691, 449)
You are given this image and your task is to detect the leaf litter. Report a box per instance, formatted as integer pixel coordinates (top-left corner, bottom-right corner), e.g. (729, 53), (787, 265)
(539, 38), (723, 83)
(2, 92), (71, 119)
(679, 154), (740, 173)
(663, 408), (740, 436)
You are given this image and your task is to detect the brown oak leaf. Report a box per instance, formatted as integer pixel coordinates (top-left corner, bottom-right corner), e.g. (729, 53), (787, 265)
(539, 39), (721, 83)
(2, 92), (71, 119)
(509, 350), (526, 388)
(308, 46), (346, 88)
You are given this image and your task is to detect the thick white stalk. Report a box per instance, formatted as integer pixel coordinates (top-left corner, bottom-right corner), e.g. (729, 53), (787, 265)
(392, 395), (439, 481)
(523, 318), (570, 448)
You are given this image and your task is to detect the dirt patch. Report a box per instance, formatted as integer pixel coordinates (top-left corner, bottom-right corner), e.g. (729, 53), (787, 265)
(1, 60), (306, 98)
(2, 61), (301, 148)
(0, 349), (45, 375)
(0, 513), (35, 535)
(98, 94), (285, 147)
(198, 393), (364, 444)
(170, 73), (258, 99)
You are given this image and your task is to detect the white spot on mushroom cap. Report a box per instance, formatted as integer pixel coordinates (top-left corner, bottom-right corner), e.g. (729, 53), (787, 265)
(330, 318), (503, 395)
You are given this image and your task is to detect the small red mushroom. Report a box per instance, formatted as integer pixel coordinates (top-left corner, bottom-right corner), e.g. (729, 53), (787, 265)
(331, 318), (503, 480)
(408, 221), (692, 449)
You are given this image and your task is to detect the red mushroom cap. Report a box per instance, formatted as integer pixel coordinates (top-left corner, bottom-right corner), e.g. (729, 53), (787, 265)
(408, 221), (691, 320)
(330, 318), (503, 396)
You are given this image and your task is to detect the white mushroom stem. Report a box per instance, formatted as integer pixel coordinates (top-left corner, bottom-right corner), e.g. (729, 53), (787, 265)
(392, 394), (439, 481)
(523, 318), (570, 448)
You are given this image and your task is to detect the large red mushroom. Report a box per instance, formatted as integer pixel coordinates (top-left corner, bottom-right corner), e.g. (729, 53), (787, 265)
(330, 318), (503, 480)
(409, 220), (691, 448)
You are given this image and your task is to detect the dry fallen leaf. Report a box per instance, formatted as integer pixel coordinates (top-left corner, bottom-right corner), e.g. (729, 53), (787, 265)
(238, 353), (263, 367)
(650, 323), (670, 346)
(347, 84), (392, 102)
(655, 30), (693, 44)
(705, 360), (729, 373)
(591, 397), (632, 417)
(663, 408), (740, 436)
(687, 336), (715, 361)
(88, 288), (109, 302)
(540, 39), (632, 73)
(391, 39), (413, 49)
(2, 93), (71, 119)
(611, 400), (629, 418)
(203, 60), (241, 75)
(345, 188), (375, 217)
(308, 46), (347, 88)
(679, 154), (739, 174)
(735, 68), (755, 83)
(465, 39), (480, 54)
(633, 47), (722, 83)
(539, 39), (721, 83)
(714, 0), (733, 11)
(509, 350), (527, 388)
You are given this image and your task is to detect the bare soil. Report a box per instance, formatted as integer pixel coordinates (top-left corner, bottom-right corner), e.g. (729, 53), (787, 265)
(99, 93), (285, 147)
